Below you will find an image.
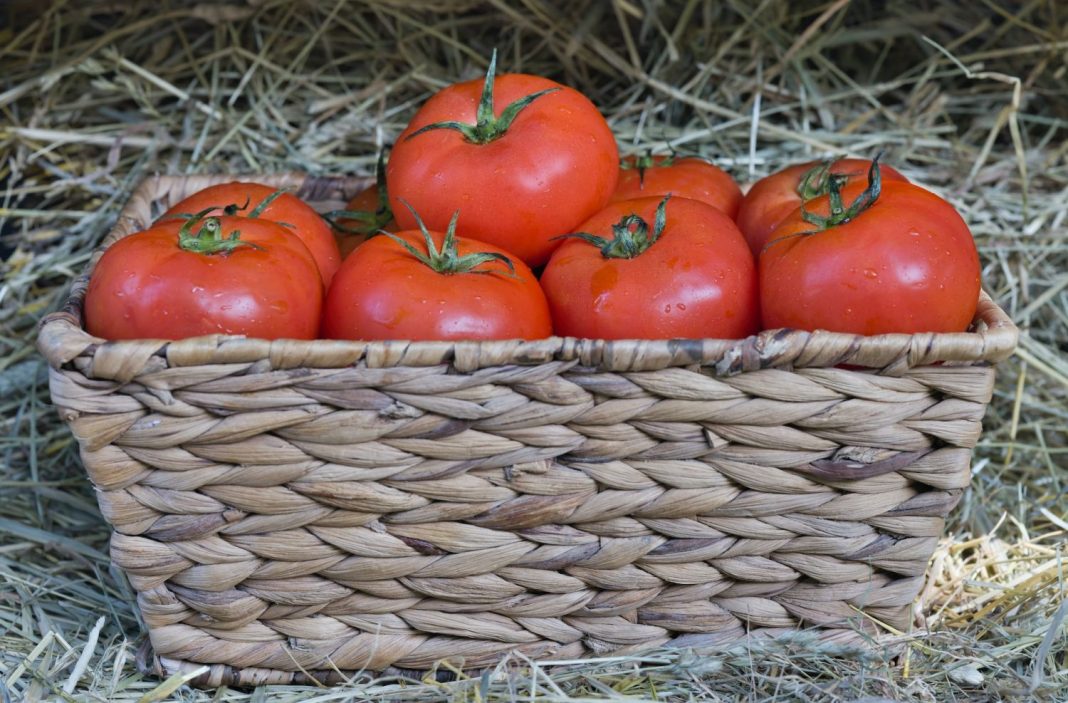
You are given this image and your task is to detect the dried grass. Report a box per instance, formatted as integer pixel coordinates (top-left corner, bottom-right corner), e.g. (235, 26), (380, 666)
(1, 1), (1066, 701)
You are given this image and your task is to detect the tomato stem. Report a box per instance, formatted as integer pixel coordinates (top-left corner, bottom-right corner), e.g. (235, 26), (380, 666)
(388, 200), (516, 276)
(796, 160), (848, 201)
(223, 196), (251, 216)
(559, 194), (671, 259)
(176, 208), (263, 255)
(404, 49), (560, 145)
(323, 151), (394, 235)
(800, 153), (883, 231)
(621, 150), (676, 188)
(247, 189), (287, 218)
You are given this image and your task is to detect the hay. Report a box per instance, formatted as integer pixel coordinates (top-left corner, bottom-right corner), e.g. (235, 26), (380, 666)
(1, 0), (1065, 700)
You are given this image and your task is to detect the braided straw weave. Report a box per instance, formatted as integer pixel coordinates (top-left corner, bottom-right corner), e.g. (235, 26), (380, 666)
(38, 174), (1018, 687)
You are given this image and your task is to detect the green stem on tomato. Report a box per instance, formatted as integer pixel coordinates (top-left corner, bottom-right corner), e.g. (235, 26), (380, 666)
(797, 160), (835, 201)
(557, 194), (671, 259)
(404, 49), (559, 146)
(800, 154), (883, 231)
(322, 151), (394, 235)
(176, 207), (263, 255)
(620, 150), (676, 188)
(388, 199), (515, 276)
(247, 189), (287, 218)
(222, 196), (251, 216)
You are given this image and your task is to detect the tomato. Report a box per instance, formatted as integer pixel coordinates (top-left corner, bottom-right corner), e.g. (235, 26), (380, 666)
(329, 153), (396, 258)
(611, 154), (742, 219)
(85, 214), (323, 340)
(540, 196), (759, 340)
(387, 51), (618, 267)
(334, 185), (390, 258)
(737, 158), (908, 255)
(760, 168), (980, 336)
(322, 212), (551, 341)
(161, 182), (341, 286)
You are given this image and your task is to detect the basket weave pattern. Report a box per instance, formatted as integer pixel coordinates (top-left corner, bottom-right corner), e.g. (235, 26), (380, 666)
(38, 174), (1018, 687)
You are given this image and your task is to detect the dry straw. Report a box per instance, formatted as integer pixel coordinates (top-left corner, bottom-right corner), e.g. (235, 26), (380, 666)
(3, 0), (1066, 701)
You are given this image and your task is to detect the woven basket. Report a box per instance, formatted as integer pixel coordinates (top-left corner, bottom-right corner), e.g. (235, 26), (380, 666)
(38, 173), (1018, 687)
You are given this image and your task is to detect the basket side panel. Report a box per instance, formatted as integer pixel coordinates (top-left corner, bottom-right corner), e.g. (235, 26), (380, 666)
(54, 355), (995, 680)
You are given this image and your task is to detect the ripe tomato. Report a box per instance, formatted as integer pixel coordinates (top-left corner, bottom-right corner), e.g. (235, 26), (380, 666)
(322, 213), (552, 341)
(161, 182), (341, 286)
(334, 184), (393, 258)
(85, 214), (323, 340)
(737, 158), (908, 255)
(540, 196), (759, 340)
(760, 168), (980, 336)
(611, 154), (742, 219)
(327, 153), (396, 258)
(387, 52), (618, 267)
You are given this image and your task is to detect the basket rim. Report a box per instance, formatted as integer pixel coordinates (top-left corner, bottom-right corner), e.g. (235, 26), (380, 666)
(36, 172), (1019, 378)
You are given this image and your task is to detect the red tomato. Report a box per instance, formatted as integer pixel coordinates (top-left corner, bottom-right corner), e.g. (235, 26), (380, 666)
(329, 153), (396, 259)
(541, 196), (759, 340)
(322, 216), (552, 341)
(387, 52), (618, 267)
(85, 215), (323, 340)
(760, 173), (980, 336)
(737, 158), (908, 255)
(611, 154), (742, 219)
(335, 184), (396, 259)
(161, 182), (341, 286)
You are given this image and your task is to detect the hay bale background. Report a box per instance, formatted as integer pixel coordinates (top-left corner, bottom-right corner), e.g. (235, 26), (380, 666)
(1, 1), (1064, 700)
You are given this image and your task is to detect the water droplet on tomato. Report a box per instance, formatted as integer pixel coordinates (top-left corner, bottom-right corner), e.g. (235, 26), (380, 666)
(863, 268), (878, 279)
(663, 304), (671, 314)
(191, 285), (205, 293)
(677, 303), (686, 311)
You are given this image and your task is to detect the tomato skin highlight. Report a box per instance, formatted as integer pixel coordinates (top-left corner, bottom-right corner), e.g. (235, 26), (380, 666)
(84, 217), (323, 341)
(759, 180), (981, 336)
(161, 182), (341, 286)
(737, 159), (908, 255)
(541, 197), (759, 340)
(321, 231), (552, 341)
(611, 155), (743, 219)
(388, 73), (619, 268)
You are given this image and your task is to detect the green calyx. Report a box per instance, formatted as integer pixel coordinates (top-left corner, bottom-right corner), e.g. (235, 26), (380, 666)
(247, 189), (286, 218)
(405, 49), (559, 146)
(389, 200), (515, 276)
(800, 154), (882, 231)
(620, 150), (676, 188)
(164, 188), (288, 221)
(323, 150), (394, 235)
(561, 194), (671, 259)
(177, 207), (263, 255)
(796, 160), (848, 201)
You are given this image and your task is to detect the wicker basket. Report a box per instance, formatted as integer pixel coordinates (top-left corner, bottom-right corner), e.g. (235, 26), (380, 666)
(38, 173), (1018, 687)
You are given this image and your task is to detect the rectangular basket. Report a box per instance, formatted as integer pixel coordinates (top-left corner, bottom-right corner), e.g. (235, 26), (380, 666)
(38, 173), (1018, 688)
